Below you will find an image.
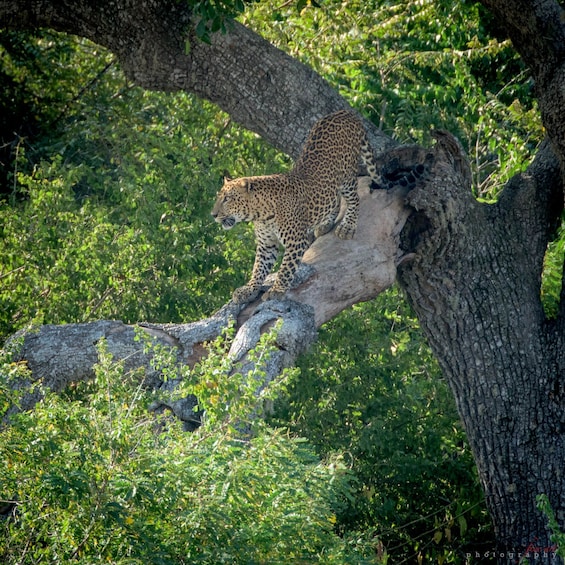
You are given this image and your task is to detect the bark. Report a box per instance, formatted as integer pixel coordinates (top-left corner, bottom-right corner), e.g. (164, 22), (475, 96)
(0, 0), (390, 159)
(397, 134), (565, 560)
(2, 0), (565, 561)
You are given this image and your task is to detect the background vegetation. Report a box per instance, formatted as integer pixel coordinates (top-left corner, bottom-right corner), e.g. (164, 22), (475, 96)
(0, 0), (555, 562)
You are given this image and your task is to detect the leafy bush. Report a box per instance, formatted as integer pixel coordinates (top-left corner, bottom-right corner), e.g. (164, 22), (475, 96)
(272, 290), (493, 562)
(0, 337), (376, 564)
(537, 495), (565, 558)
(541, 220), (565, 319)
(0, 35), (292, 339)
(245, 0), (543, 200)
(0, 30), (97, 198)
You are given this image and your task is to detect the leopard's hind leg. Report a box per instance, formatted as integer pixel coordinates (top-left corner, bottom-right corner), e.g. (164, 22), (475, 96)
(313, 195), (340, 238)
(334, 175), (359, 240)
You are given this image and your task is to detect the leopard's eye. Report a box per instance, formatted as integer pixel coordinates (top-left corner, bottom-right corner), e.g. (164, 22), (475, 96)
(223, 195), (231, 204)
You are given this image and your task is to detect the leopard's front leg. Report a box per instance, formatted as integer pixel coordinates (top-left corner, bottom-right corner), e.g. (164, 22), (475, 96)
(262, 237), (310, 301)
(232, 227), (279, 304)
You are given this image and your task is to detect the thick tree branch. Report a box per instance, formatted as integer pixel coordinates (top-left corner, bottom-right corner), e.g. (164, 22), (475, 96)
(479, 0), (565, 169)
(479, 0), (565, 81)
(0, 0), (390, 159)
(6, 183), (410, 423)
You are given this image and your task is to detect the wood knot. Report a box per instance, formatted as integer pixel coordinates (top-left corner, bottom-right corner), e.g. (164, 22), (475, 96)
(431, 130), (472, 189)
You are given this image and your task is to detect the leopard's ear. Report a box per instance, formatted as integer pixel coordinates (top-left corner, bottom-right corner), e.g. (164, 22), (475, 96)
(223, 170), (232, 182)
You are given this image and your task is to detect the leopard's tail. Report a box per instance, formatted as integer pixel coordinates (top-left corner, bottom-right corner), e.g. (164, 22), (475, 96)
(360, 135), (384, 192)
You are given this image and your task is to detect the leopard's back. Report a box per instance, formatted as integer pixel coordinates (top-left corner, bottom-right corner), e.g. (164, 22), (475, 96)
(292, 110), (366, 188)
(289, 110), (379, 239)
(212, 110), (382, 303)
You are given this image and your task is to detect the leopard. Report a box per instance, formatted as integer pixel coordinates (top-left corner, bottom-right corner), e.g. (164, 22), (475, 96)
(211, 109), (383, 304)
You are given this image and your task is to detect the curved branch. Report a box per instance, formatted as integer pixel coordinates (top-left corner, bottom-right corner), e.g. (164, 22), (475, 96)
(479, 0), (565, 170)
(1, 0), (390, 158)
(478, 0), (565, 83)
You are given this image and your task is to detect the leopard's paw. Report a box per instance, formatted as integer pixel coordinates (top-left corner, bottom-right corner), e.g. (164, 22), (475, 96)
(334, 221), (356, 240)
(261, 288), (286, 301)
(314, 220), (335, 238)
(232, 285), (261, 304)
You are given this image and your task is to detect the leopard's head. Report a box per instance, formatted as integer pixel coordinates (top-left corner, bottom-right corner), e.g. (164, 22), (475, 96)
(211, 177), (255, 230)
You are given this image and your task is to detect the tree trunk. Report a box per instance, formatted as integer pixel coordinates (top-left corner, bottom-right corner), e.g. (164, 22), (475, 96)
(397, 134), (565, 560)
(2, 0), (565, 560)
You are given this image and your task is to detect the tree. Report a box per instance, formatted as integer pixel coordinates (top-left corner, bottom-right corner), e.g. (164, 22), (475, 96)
(1, 0), (565, 561)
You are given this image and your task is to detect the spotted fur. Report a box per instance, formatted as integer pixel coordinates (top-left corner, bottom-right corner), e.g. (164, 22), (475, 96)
(211, 110), (382, 303)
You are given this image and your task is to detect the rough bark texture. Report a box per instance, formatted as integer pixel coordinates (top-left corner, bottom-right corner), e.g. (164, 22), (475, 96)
(397, 134), (565, 559)
(2, 0), (565, 561)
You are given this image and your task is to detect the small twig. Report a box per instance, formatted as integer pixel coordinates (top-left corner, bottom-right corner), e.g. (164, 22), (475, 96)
(48, 59), (115, 131)
(0, 264), (26, 281)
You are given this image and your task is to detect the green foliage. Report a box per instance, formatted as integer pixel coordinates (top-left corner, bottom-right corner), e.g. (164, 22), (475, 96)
(168, 322), (296, 428)
(245, 0), (544, 200)
(541, 217), (565, 319)
(0, 337), (375, 564)
(271, 289), (492, 562)
(0, 351), (30, 416)
(189, 0), (261, 42)
(0, 153), (243, 334)
(0, 30), (110, 199)
(537, 494), (565, 557)
(0, 36), (291, 339)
